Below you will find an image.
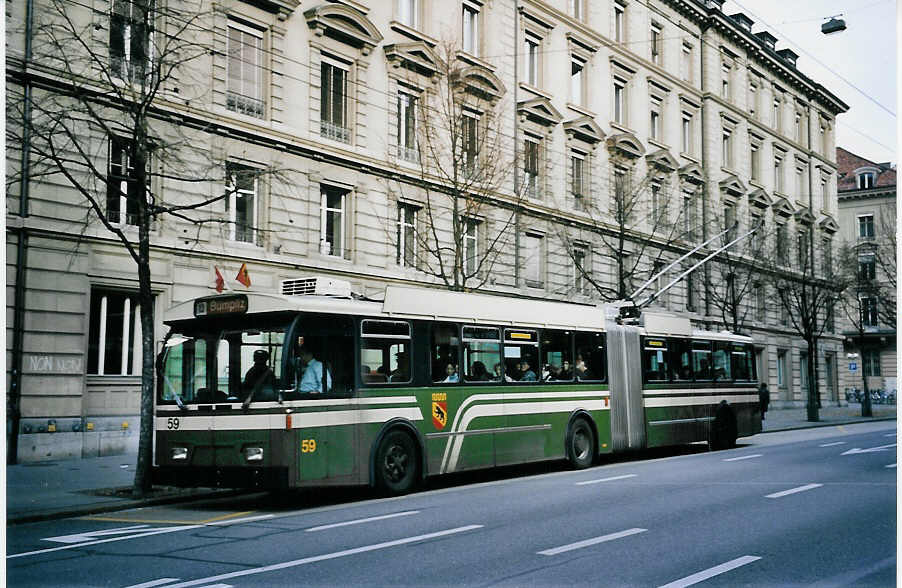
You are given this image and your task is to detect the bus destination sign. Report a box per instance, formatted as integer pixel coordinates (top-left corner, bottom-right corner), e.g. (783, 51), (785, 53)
(194, 295), (248, 317)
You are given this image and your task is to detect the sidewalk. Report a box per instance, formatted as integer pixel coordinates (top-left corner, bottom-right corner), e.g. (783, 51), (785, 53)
(6, 405), (896, 525)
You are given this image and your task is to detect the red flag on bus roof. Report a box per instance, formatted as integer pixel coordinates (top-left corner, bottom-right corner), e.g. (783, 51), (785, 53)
(235, 263), (251, 288)
(214, 266), (225, 293)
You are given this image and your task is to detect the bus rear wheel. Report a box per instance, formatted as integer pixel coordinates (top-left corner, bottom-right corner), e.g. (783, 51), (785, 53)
(375, 430), (419, 495)
(566, 417), (596, 469)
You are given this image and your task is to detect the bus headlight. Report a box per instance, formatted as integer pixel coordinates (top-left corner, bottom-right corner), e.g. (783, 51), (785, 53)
(170, 446), (188, 461)
(244, 447), (264, 462)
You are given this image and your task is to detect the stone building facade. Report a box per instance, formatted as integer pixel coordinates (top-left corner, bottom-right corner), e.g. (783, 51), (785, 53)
(835, 147), (897, 398)
(6, 0), (847, 461)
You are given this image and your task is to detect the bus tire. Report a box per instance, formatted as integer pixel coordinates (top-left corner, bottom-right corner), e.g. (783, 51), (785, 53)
(566, 417), (596, 469)
(374, 429), (419, 495)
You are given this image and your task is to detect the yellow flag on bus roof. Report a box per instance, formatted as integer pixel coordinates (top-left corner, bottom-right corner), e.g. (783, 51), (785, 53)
(235, 263), (251, 288)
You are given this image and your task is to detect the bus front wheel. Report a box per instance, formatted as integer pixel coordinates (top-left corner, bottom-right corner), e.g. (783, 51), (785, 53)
(374, 430), (419, 495)
(566, 417), (596, 469)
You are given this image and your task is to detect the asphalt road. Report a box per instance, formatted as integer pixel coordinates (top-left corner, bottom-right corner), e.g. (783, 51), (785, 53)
(7, 422), (896, 587)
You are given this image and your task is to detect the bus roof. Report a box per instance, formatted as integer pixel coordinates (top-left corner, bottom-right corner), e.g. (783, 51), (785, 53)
(381, 286), (606, 330)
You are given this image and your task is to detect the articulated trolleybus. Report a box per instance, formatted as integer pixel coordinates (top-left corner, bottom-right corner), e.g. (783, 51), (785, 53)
(154, 277), (761, 494)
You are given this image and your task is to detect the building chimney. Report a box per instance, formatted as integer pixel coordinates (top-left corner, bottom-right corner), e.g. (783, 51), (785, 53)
(754, 31), (777, 49)
(729, 13), (754, 32)
(777, 48), (799, 67)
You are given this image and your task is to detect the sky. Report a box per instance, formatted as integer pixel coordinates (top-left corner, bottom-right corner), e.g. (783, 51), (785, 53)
(721, 0), (897, 166)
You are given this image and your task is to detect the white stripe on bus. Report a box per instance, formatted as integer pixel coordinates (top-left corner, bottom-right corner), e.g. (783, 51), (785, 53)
(156, 396), (419, 413)
(643, 388), (757, 396)
(155, 407), (423, 432)
(443, 399), (605, 474)
(644, 396), (758, 408)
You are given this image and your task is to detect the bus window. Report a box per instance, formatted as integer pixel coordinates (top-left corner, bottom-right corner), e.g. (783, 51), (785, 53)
(462, 326), (500, 382)
(160, 335), (208, 404)
(574, 332), (605, 381)
(692, 341), (712, 380)
(287, 315), (355, 397)
(431, 323), (460, 384)
(361, 320), (411, 385)
(504, 329), (539, 382)
(671, 338), (692, 381)
(731, 343), (754, 381)
(712, 341), (732, 381)
(643, 339), (668, 382)
(541, 330), (572, 381)
(234, 330), (285, 401)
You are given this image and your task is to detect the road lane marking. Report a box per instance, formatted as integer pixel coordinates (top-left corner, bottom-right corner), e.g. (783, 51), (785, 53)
(657, 555), (761, 588)
(575, 474), (637, 486)
(886, 463), (896, 468)
(44, 525), (151, 544)
(537, 528), (647, 556)
(10, 515), (273, 559)
(208, 515), (274, 526)
(766, 484), (823, 499)
(885, 433), (896, 437)
(124, 579), (181, 588)
(158, 525), (484, 588)
(842, 443), (896, 455)
(723, 454), (762, 462)
(305, 511), (420, 532)
(819, 441), (847, 447)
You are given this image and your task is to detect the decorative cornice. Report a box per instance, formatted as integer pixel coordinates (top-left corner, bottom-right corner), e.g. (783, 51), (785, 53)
(773, 196), (794, 217)
(748, 187), (772, 209)
(794, 206), (816, 225)
(304, 3), (383, 56)
(563, 116), (605, 144)
(383, 42), (441, 79)
(606, 132), (645, 159)
(719, 174), (747, 197)
(646, 148), (679, 173)
(242, 0), (301, 21)
(517, 96), (563, 129)
(818, 215), (840, 234)
(456, 65), (505, 102)
(679, 162), (705, 185)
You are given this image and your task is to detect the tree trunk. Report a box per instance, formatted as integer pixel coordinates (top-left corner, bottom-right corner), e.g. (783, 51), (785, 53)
(806, 337), (819, 422)
(860, 334), (873, 418)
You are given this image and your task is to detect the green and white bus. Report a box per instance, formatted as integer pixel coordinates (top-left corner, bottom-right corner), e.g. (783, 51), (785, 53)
(153, 277), (761, 494)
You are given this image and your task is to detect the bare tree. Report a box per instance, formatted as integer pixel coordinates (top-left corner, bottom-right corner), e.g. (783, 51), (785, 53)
(765, 226), (849, 422)
(706, 215), (768, 334)
(874, 201), (897, 329)
(383, 41), (522, 292)
(556, 157), (689, 303)
(7, 0), (279, 493)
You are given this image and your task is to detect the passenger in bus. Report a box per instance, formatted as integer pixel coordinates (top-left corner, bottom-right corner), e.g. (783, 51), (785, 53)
(574, 358), (592, 380)
(543, 364), (559, 381)
(390, 351), (410, 382)
(519, 360), (537, 381)
(493, 362), (512, 382)
(559, 360), (573, 380)
(242, 350), (276, 405)
(441, 363), (459, 383)
(468, 361), (490, 381)
(299, 347), (332, 393)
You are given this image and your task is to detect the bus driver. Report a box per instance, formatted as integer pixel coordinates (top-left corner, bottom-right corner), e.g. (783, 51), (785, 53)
(299, 346), (332, 393)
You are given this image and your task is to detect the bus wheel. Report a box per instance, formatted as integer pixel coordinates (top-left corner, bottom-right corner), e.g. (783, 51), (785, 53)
(566, 417), (595, 469)
(375, 430), (418, 495)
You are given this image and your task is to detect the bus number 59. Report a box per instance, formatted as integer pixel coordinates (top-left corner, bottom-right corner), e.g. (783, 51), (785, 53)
(301, 439), (317, 453)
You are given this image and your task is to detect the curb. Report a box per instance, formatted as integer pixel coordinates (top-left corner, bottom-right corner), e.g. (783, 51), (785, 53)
(762, 416), (897, 434)
(8, 488), (244, 526)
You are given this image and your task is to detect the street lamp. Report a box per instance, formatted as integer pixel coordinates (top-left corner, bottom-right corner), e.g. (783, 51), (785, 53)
(822, 16), (846, 35)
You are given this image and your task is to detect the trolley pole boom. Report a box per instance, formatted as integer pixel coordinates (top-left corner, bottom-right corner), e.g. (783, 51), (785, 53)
(635, 222), (761, 310)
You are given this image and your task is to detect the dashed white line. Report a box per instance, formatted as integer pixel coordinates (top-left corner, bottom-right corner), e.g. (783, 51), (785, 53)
(124, 580), (181, 588)
(819, 441), (847, 447)
(657, 555), (761, 588)
(305, 511), (420, 532)
(575, 474), (637, 486)
(886, 463), (896, 469)
(766, 484), (823, 499)
(723, 454), (762, 462)
(159, 525), (484, 588)
(538, 528), (647, 556)
(885, 433), (896, 437)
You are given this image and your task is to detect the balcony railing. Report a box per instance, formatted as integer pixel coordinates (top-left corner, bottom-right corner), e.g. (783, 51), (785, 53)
(321, 120), (351, 143)
(227, 92), (265, 119)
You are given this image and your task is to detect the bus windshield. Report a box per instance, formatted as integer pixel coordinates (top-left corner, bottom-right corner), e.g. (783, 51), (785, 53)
(159, 324), (288, 405)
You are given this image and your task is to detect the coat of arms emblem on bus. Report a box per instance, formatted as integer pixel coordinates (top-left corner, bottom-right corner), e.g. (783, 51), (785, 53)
(432, 400), (447, 430)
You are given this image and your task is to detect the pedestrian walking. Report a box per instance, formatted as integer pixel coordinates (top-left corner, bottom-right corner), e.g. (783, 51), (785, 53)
(759, 382), (770, 420)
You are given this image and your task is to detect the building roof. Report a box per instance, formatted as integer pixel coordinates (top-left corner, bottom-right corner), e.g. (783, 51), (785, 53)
(836, 147), (896, 192)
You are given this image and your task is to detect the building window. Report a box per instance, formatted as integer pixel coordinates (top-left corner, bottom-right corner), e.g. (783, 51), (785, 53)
(750, 142), (761, 181)
(570, 0), (584, 21)
(680, 43), (692, 82)
(773, 96), (782, 131)
(681, 113), (693, 155)
(398, 0), (417, 28)
(651, 182), (663, 223)
(777, 349), (787, 388)
(461, 112), (478, 175)
(682, 192), (694, 240)
(826, 301), (835, 331)
(571, 151), (587, 203)
(613, 78), (626, 125)
(225, 164), (257, 243)
(572, 244), (589, 294)
(614, 166), (629, 205)
(721, 128), (732, 168)
(110, 0), (151, 83)
(858, 214), (875, 239)
(650, 96), (662, 141)
(795, 165), (807, 198)
(396, 203), (418, 267)
(756, 283), (766, 321)
(823, 239), (833, 276)
(227, 23), (265, 118)
(857, 172), (876, 189)
(462, 2), (480, 57)
(397, 91), (418, 162)
(859, 253), (876, 281)
(321, 60), (350, 143)
(320, 185), (347, 257)
(820, 125), (828, 154)
(724, 204), (736, 240)
(650, 23), (662, 64)
(107, 137), (142, 226)
(860, 296), (879, 328)
(863, 350), (882, 376)
(524, 137), (541, 198)
(614, 1), (626, 43)
(524, 34), (540, 86)
(523, 233), (545, 288)
(795, 111), (805, 145)
(774, 153), (784, 192)
(88, 288), (140, 375)
(721, 63), (731, 100)
(571, 58), (585, 105)
(463, 217), (479, 275)
(776, 224), (788, 265)
(779, 288), (789, 325)
(686, 270), (696, 311)
(797, 230), (809, 268)
(748, 83), (758, 119)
